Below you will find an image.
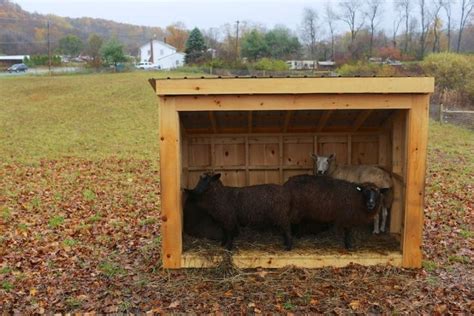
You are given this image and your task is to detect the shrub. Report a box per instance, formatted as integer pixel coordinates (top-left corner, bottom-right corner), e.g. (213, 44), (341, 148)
(253, 58), (289, 71)
(337, 61), (397, 76)
(421, 53), (473, 92)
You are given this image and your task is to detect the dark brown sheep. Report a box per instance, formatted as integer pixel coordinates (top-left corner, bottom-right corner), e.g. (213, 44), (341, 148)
(183, 189), (224, 241)
(284, 175), (382, 249)
(189, 173), (293, 251)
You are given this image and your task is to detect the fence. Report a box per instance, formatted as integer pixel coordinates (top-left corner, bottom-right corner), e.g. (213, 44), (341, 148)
(432, 103), (474, 129)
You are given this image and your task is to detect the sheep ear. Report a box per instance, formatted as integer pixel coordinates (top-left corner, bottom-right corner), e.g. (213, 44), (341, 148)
(211, 173), (221, 181)
(310, 153), (317, 160)
(329, 153), (335, 160)
(356, 186), (362, 191)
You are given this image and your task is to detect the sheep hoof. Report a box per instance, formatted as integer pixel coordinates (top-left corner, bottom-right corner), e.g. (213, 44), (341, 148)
(380, 227), (386, 233)
(372, 229), (380, 234)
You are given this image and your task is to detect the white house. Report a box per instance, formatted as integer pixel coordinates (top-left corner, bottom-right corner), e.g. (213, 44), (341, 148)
(139, 40), (185, 70)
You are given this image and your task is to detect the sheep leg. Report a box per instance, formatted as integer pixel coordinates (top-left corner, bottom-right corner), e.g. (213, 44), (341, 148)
(343, 227), (354, 250)
(373, 213), (380, 234)
(282, 225), (293, 251)
(380, 207), (388, 233)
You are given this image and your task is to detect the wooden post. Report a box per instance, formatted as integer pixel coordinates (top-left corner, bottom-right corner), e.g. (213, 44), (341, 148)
(402, 95), (429, 268)
(159, 97), (182, 268)
(390, 111), (406, 234)
(439, 103), (443, 123)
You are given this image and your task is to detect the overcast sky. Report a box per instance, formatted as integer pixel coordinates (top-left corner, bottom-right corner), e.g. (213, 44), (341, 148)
(13, 0), (397, 32)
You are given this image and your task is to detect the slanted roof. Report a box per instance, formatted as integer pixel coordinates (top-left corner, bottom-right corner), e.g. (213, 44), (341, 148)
(149, 77), (435, 96)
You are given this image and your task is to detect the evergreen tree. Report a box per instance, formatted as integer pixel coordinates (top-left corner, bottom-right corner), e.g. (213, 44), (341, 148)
(241, 29), (267, 61)
(185, 27), (207, 64)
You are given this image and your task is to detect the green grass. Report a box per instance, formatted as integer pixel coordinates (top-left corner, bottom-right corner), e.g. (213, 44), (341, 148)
(0, 71), (200, 164)
(48, 215), (65, 228)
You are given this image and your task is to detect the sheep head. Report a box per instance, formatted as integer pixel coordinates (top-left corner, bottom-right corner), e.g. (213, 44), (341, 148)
(192, 172), (222, 194)
(356, 183), (381, 211)
(310, 153), (336, 176)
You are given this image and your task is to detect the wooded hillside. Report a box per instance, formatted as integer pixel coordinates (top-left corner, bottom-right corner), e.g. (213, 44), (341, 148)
(0, 0), (165, 55)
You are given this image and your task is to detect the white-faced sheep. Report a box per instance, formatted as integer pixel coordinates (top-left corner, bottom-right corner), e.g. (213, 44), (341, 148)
(284, 175), (382, 249)
(188, 172), (293, 250)
(311, 153), (393, 234)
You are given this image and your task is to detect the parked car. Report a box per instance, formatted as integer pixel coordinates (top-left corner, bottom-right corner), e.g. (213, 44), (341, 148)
(135, 61), (159, 70)
(7, 63), (28, 73)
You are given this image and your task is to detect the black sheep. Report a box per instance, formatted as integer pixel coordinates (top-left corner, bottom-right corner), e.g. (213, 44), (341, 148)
(189, 173), (293, 251)
(183, 189), (224, 241)
(284, 175), (382, 249)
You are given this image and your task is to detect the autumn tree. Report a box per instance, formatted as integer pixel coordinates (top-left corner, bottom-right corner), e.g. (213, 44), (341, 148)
(87, 33), (103, 69)
(165, 22), (188, 52)
(58, 35), (83, 57)
(185, 27), (207, 64)
(431, 1), (444, 53)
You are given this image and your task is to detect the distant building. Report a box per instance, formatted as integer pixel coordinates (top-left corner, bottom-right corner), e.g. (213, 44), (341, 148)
(286, 60), (336, 70)
(0, 55), (29, 68)
(139, 40), (184, 70)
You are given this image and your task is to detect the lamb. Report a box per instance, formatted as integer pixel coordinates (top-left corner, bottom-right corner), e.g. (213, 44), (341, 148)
(284, 175), (382, 249)
(182, 189), (224, 241)
(188, 172), (293, 250)
(311, 153), (393, 234)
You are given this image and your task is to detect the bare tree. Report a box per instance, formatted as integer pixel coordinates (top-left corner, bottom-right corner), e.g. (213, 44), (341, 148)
(325, 3), (337, 61)
(338, 0), (365, 55)
(456, 0), (474, 52)
(396, 0), (412, 54)
(418, 0), (430, 59)
(365, 0), (383, 57)
(392, 4), (404, 48)
(301, 7), (319, 65)
(442, 0), (454, 51)
(431, 0), (444, 52)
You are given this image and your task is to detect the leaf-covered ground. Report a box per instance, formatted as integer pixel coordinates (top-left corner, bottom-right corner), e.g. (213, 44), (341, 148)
(1, 73), (473, 313)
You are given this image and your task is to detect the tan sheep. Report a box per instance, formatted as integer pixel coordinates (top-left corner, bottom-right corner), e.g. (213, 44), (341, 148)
(311, 153), (393, 234)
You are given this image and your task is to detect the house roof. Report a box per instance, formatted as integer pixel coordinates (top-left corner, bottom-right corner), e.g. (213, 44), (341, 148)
(140, 40), (178, 51)
(0, 55), (29, 61)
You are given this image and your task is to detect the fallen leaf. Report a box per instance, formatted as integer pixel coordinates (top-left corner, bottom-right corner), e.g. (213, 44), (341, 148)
(349, 300), (360, 310)
(168, 300), (180, 308)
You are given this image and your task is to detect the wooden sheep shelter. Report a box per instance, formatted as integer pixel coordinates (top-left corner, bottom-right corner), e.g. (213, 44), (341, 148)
(149, 77), (434, 269)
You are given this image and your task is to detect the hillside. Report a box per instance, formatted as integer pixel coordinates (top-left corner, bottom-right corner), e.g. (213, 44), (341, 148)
(0, 0), (165, 55)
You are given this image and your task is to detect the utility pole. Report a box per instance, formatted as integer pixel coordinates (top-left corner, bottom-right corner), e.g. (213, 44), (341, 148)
(235, 20), (240, 61)
(47, 19), (51, 76)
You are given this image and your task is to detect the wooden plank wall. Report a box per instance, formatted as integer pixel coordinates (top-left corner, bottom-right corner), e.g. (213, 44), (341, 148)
(183, 132), (390, 188)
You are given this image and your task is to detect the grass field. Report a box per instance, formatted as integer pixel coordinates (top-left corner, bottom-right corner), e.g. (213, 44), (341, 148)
(0, 72), (473, 313)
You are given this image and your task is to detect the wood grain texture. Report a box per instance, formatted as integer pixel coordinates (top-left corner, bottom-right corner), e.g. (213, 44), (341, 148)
(174, 94), (414, 111)
(153, 77), (434, 96)
(159, 97), (182, 268)
(402, 96), (429, 268)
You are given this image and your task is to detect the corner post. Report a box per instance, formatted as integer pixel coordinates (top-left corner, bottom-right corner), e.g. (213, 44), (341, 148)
(402, 95), (429, 268)
(159, 96), (182, 268)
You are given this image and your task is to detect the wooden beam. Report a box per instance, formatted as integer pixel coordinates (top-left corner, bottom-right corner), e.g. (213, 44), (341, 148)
(181, 249), (402, 269)
(352, 110), (373, 132)
(208, 111), (217, 133)
(247, 111), (253, 133)
(158, 97), (182, 268)
(174, 94), (415, 112)
(283, 110), (293, 132)
(403, 96), (429, 268)
(153, 77), (435, 96)
(317, 110), (333, 132)
(390, 111), (406, 234)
